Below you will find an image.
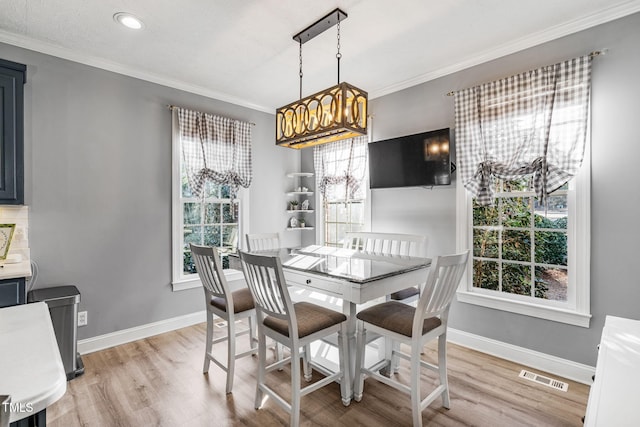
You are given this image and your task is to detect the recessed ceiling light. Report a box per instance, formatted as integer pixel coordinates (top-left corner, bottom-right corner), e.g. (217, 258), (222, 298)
(113, 12), (144, 30)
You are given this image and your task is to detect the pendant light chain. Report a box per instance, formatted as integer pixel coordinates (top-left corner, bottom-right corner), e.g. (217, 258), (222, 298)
(336, 18), (342, 84)
(299, 40), (303, 99)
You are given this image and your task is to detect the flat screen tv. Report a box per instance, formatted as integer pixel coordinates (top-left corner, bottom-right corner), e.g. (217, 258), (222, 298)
(368, 128), (451, 189)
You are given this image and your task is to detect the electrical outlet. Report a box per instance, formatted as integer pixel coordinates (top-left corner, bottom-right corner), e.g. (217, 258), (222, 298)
(78, 311), (88, 327)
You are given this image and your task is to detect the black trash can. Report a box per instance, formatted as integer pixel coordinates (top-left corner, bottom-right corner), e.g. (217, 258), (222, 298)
(27, 285), (85, 380)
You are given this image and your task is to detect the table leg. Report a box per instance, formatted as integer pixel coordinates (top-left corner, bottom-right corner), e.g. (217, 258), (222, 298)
(343, 300), (357, 390)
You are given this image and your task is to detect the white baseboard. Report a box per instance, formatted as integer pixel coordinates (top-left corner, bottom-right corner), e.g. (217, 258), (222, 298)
(77, 310), (206, 355)
(77, 312), (595, 385)
(448, 327), (595, 385)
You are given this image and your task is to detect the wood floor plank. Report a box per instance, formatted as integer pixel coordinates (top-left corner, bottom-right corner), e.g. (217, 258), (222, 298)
(47, 323), (589, 426)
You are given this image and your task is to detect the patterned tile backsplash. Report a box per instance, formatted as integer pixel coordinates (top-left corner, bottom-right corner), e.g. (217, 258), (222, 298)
(0, 206), (29, 261)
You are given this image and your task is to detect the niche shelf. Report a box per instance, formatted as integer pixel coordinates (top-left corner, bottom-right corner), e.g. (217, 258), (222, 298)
(286, 172), (314, 231)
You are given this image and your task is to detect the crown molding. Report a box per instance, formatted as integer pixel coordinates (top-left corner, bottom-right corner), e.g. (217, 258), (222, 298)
(370, 1), (640, 99)
(1, 1), (640, 110)
(0, 29), (273, 114)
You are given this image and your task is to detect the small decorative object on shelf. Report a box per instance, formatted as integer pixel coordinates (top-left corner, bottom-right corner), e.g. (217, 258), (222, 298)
(299, 218), (306, 228)
(301, 199), (310, 210)
(0, 224), (16, 260)
(289, 217), (299, 228)
(289, 200), (299, 210)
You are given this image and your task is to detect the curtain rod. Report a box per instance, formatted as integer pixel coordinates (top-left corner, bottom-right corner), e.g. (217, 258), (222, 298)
(167, 104), (256, 126)
(445, 50), (605, 97)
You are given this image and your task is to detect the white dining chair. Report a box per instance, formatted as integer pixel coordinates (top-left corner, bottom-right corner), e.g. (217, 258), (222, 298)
(244, 232), (285, 362)
(343, 231), (428, 301)
(245, 233), (280, 251)
(353, 251), (469, 427)
(239, 250), (351, 426)
(190, 244), (257, 394)
(343, 231), (430, 373)
(218, 227), (239, 254)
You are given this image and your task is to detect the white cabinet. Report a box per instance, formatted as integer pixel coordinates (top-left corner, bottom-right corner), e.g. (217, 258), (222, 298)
(286, 172), (315, 231)
(584, 315), (640, 426)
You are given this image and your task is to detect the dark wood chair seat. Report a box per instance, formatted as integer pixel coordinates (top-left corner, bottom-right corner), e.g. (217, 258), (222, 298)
(264, 302), (347, 338)
(356, 301), (441, 338)
(211, 288), (255, 313)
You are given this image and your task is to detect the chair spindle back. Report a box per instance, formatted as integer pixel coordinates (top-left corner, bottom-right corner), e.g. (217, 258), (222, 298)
(415, 251), (469, 327)
(239, 251), (292, 321)
(245, 233), (280, 252)
(343, 232), (428, 257)
(190, 244), (229, 298)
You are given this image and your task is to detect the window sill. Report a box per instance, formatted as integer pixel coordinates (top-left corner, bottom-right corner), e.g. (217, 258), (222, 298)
(172, 269), (245, 292)
(456, 290), (591, 328)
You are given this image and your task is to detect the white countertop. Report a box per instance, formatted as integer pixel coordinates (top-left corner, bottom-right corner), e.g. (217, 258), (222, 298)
(584, 315), (640, 426)
(0, 260), (31, 280)
(0, 302), (67, 422)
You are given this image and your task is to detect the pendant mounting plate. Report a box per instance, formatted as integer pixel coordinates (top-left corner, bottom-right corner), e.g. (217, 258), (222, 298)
(293, 8), (347, 44)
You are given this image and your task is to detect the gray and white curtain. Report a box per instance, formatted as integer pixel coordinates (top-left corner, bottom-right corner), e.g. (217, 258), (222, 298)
(313, 136), (368, 201)
(178, 107), (252, 198)
(454, 55), (591, 206)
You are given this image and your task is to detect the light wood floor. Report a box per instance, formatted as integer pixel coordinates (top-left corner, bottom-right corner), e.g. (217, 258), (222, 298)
(48, 323), (589, 426)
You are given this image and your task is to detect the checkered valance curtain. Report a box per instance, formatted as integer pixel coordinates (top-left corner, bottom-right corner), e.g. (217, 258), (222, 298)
(454, 55), (591, 206)
(313, 136), (368, 200)
(177, 107), (252, 198)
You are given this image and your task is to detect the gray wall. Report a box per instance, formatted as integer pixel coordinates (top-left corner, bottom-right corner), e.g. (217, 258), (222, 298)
(368, 12), (640, 366)
(0, 42), (300, 339)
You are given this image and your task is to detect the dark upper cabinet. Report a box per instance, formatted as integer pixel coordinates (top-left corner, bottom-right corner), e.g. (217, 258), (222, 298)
(0, 58), (26, 204)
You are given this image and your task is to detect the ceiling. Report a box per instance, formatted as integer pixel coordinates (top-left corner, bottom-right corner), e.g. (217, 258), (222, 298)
(1, 0), (639, 113)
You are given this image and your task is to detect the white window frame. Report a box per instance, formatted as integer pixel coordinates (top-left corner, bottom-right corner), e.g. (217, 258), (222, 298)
(318, 191), (371, 247)
(455, 135), (591, 328)
(170, 111), (249, 292)
(314, 133), (372, 246)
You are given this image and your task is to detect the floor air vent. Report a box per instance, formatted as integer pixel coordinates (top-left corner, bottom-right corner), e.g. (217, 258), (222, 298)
(518, 369), (568, 392)
(214, 320), (244, 329)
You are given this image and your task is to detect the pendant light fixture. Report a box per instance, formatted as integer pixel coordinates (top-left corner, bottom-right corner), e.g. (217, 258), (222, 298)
(276, 9), (368, 149)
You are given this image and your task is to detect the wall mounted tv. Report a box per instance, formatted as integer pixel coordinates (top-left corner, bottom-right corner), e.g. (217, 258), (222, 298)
(368, 128), (452, 189)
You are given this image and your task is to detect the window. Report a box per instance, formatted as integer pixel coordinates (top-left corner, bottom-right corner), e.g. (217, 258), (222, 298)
(322, 184), (366, 247)
(456, 124), (591, 328)
(473, 178), (569, 298)
(172, 154), (248, 292)
(171, 109), (250, 291)
(313, 137), (370, 247)
(454, 56), (591, 326)
(181, 181), (239, 274)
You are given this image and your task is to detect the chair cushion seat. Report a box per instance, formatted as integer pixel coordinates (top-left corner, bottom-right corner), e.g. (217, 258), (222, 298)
(210, 288), (255, 313)
(264, 302), (347, 338)
(356, 301), (441, 337)
(389, 286), (420, 300)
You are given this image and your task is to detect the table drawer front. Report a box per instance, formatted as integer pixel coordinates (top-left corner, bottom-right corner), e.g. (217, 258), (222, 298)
(284, 271), (345, 297)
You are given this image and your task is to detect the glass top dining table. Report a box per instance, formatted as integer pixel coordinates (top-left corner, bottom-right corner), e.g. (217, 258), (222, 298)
(260, 245), (430, 284)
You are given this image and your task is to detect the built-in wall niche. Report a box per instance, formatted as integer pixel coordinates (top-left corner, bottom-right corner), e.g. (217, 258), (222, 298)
(285, 172), (315, 231)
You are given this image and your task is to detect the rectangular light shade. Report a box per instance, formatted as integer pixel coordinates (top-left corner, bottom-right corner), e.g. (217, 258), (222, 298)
(276, 82), (368, 149)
